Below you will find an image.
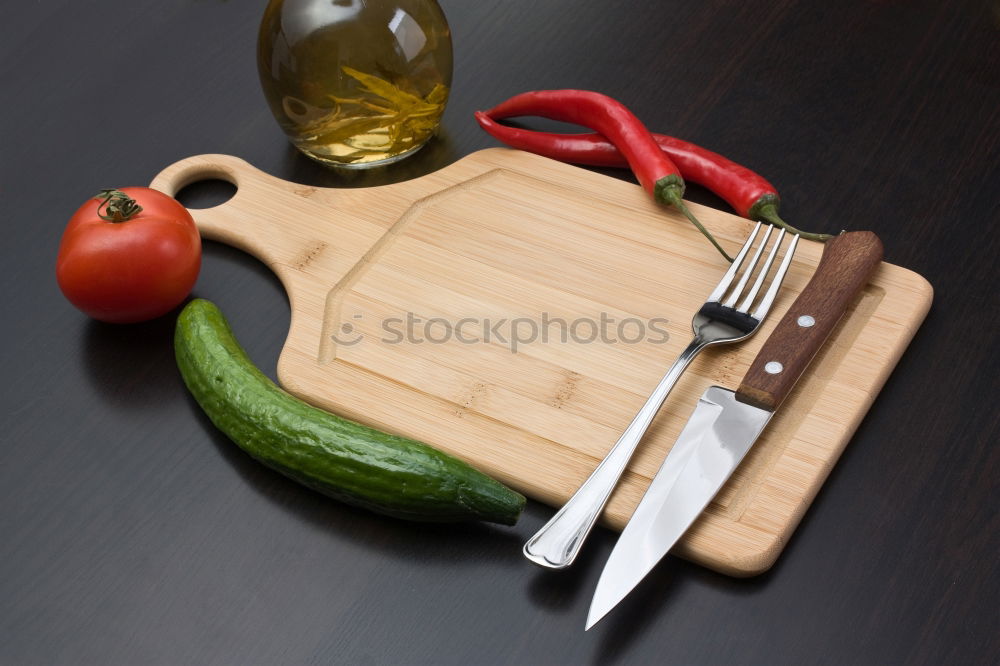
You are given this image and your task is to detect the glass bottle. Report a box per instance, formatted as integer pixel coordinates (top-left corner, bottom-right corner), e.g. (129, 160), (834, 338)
(258, 0), (453, 168)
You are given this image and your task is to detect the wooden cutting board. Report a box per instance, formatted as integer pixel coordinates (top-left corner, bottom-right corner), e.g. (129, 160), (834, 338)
(150, 149), (932, 576)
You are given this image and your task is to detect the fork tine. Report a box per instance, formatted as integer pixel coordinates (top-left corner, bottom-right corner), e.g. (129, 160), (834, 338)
(706, 222), (763, 303)
(750, 233), (800, 320)
(737, 229), (787, 313)
(722, 225), (773, 308)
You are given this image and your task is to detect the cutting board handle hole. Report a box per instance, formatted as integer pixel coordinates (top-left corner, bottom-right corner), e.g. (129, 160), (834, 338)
(174, 178), (238, 210)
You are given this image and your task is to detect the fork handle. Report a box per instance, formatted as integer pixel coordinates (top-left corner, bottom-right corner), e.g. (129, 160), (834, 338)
(523, 336), (709, 569)
(737, 231), (883, 411)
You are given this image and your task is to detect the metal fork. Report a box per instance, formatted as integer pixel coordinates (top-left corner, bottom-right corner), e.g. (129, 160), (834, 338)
(524, 222), (799, 569)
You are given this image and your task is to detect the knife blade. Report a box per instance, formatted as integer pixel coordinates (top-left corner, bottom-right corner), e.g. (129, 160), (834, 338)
(586, 230), (883, 630)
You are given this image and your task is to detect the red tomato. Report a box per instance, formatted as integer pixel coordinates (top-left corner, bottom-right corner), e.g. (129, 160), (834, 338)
(56, 187), (201, 324)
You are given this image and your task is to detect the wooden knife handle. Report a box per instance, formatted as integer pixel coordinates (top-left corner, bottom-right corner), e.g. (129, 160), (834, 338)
(736, 231), (883, 411)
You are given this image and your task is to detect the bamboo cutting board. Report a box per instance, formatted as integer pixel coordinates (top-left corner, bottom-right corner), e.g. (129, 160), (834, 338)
(150, 149), (931, 576)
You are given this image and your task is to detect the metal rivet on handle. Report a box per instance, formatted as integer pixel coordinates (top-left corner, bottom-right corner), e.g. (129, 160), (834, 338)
(765, 361), (784, 374)
(797, 315), (816, 328)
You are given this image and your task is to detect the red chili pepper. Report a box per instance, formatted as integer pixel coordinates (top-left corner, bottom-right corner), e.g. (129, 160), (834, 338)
(485, 90), (733, 261)
(477, 97), (832, 244)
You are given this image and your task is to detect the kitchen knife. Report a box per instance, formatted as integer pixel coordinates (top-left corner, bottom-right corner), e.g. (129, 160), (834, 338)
(586, 231), (883, 630)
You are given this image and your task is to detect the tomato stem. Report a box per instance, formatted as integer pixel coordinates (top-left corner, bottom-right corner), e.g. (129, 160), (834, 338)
(95, 189), (143, 223)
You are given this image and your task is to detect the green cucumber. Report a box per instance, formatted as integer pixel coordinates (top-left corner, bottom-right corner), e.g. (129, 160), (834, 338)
(175, 298), (525, 525)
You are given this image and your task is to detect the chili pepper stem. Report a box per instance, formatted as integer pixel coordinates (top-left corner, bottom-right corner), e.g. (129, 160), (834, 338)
(656, 179), (734, 263)
(753, 203), (832, 242)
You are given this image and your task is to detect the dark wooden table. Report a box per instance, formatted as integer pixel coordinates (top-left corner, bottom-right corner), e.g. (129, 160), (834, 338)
(3, 1), (998, 663)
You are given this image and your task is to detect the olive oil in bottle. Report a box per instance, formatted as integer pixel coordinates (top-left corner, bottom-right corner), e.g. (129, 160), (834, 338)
(258, 0), (452, 168)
